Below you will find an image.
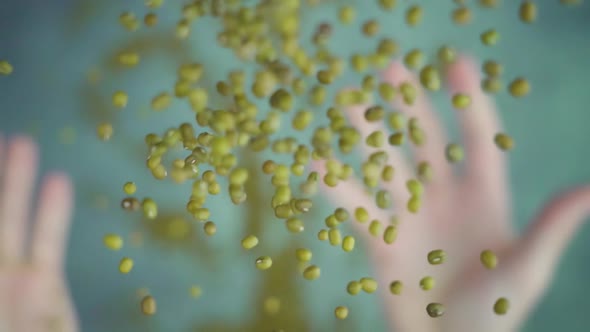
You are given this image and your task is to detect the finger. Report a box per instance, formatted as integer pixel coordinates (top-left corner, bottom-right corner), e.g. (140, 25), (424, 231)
(455, 186), (590, 331)
(446, 56), (507, 196)
(0, 133), (4, 188)
(31, 172), (74, 271)
(341, 90), (413, 203)
(516, 185), (590, 294)
(0, 136), (38, 263)
(309, 159), (391, 248)
(381, 62), (452, 183)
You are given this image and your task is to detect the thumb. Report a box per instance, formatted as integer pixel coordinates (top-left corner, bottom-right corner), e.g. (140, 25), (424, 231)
(512, 185), (590, 300)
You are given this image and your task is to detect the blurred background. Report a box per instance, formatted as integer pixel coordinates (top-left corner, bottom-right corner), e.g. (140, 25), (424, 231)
(1, 0), (590, 331)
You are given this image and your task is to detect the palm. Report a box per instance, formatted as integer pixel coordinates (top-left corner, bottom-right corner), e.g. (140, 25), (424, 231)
(0, 136), (77, 332)
(313, 57), (590, 332)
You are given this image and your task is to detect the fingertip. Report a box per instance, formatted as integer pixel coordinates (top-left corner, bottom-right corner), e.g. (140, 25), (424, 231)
(42, 172), (75, 206)
(45, 171), (73, 193)
(381, 61), (411, 85)
(446, 56), (482, 93)
(9, 134), (38, 161)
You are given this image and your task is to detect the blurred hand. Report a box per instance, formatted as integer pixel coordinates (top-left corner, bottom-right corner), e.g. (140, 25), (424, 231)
(312, 57), (590, 332)
(0, 135), (78, 332)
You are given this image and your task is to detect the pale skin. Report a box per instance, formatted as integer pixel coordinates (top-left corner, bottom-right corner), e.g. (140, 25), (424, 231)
(0, 59), (589, 332)
(312, 57), (590, 332)
(0, 135), (78, 332)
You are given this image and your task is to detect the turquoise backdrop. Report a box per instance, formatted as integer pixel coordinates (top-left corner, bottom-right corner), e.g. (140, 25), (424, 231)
(1, 1), (589, 331)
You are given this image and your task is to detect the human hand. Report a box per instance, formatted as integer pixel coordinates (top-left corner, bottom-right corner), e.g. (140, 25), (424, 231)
(0, 135), (78, 332)
(312, 57), (590, 332)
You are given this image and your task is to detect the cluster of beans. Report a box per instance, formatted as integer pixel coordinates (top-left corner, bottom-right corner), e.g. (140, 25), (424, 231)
(93, 0), (573, 321)
(0, 0), (574, 324)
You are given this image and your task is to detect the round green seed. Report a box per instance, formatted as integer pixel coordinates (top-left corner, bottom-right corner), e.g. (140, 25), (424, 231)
(97, 123), (114, 141)
(427, 249), (447, 265)
(481, 29), (500, 46)
(417, 161), (433, 182)
(338, 6), (356, 24)
(426, 303), (445, 318)
(420, 276), (435, 291)
(369, 220), (382, 237)
(255, 256), (273, 270)
(388, 112), (406, 131)
(406, 179), (424, 197)
(286, 217), (304, 233)
(452, 6), (472, 25)
(190, 285), (202, 298)
(452, 93), (471, 110)
(406, 5), (423, 27)
(119, 12), (139, 31)
(334, 208), (349, 222)
(479, 0), (499, 7)
(144, 12), (158, 27)
(123, 182), (137, 195)
(400, 82), (417, 105)
(151, 92), (172, 111)
(376, 190), (392, 209)
(342, 236), (355, 252)
(420, 65), (441, 91)
(117, 51), (140, 67)
(494, 297), (510, 315)
(494, 133), (514, 151)
(203, 221), (216, 236)
(347, 280), (362, 295)
(519, 1), (537, 23)
(119, 257), (134, 274)
(316, 70), (333, 84)
(142, 198), (158, 219)
(303, 265), (321, 280)
(407, 196), (421, 213)
(295, 248), (312, 262)
(141, 295), (157, 316)
(104, 234), (123, 251)
(334, 306), (349, 320)
(365, 105), (385, 122)
(318, 229), (329, 241)
(328, 228), (342, 246)
(325, 215), (339, 228)
(382, 165), (395, 182)
(379, 0), (397, 10)
(483, 60), (503, 77)
(121, 197), (140, 211)
(445, 143), (464, 163)
(354, 207), (369, 223)
(480, 249), (498, 269)
(437, 45), (457, 64)
(112, 91), (128, 108)
(292, 110), (313, 131)
(389, 280), (403, 295)
(241, 235), (259, 250)
(270, 89), (293, 112)
(383, 225), (398, 244)
(0, 60), (13, 75)
(508, 77), (530, 97)
(378, 82), (396, 101)
(482, 78), (503, 94)
(362, 20), (379, 37)
(360, 277), (378, 293)
(377, 38), (399, 56)
(404, 49), (423, 70)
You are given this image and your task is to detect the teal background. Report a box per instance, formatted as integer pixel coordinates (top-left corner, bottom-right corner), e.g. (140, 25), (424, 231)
(1, 0), (590, 331)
